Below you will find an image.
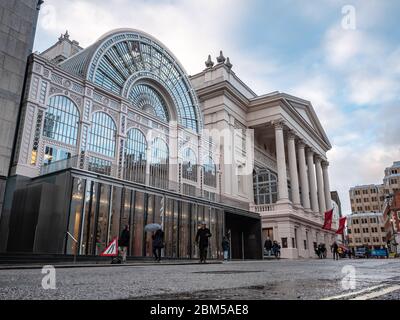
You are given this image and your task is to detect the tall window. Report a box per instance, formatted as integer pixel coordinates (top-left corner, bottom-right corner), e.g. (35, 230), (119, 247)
(150, 138), (169, 189)
(182, 148), (197, 182)
(43, 95), (80, 145)
(203, 156), (216, 187)
(253, 168), (278, 205)
(124, 128), (147, 184)
(89, 112), (116, 158)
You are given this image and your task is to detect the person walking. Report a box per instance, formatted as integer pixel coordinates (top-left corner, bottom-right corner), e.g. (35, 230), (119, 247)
(195, 221), (212, 263)
(264, 237), (273, 257)
(119, 225), (130, 263)
(331, 241), (339, 260)
(272, 240), (281, 259)
(222, 236), (230, 262)
(152, 229), (164, 262)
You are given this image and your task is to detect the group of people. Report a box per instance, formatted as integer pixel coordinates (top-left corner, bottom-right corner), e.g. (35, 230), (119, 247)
(263, 237), (281, 258)
(117, 222), (232, 264)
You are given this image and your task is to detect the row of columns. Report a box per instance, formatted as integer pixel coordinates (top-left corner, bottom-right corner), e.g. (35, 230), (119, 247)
(274, 121), (332, 215)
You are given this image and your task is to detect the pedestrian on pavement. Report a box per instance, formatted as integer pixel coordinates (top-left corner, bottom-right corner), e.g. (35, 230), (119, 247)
(272, 240), (281, 259)
(331, 241), (339, 260)
(152, 229), (164, 262)
(119, 225), (130, 263)
(222, 236), (230, 262)
(195, 221), (212, 263)
(264, 237), (273, 257)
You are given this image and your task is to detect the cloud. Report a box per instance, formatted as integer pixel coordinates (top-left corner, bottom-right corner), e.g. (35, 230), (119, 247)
(36, 0), (249, 75)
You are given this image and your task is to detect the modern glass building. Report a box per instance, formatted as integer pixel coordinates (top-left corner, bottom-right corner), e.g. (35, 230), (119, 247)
(0, 29), (262, 260)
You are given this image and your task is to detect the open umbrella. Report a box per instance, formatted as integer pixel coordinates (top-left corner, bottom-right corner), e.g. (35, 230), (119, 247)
(144, 223), (162, 232)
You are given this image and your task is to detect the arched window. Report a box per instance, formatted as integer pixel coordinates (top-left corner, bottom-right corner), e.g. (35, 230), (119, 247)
(124, 128), (147, 184)
(253, 168), (278, 205)
(203, 156), (216, 187)
(150, 138), (169, 189)
(129, 84), (169, 122)
(182, 148), (197, 182)
(43, 95), (80, 145)
(89, 112), (116, 158)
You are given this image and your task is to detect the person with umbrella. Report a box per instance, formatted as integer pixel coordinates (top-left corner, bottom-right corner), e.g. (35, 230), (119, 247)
(195, 221), (212, 263)
(145, 223), (164, 262)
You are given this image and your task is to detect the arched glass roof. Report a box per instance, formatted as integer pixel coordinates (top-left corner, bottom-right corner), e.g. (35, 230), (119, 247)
(61, 29), (202, 133)
(129, 84), (169, 122)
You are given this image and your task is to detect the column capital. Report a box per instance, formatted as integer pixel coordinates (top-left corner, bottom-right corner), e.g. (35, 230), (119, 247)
(287, 130), (298, 140)
(297, 139), (306, 149)
(272, 119), (286, 130)
(306, 147), (316, 157)
(322, 160), (330, 168)
(314, 155), (323, 163)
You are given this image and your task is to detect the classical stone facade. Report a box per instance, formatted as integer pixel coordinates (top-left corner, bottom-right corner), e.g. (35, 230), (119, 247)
(0, 0), (41, 218)
(191, 57), (337, 259)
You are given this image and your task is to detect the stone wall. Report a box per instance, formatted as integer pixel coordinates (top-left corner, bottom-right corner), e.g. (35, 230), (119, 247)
(0, 0), (40, 214)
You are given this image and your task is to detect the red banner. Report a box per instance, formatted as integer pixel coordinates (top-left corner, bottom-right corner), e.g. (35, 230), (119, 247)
(322, 209), (333, 230)
(336, 216), (347, 234)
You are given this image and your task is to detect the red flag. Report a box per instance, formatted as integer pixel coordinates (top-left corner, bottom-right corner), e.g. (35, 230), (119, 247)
(322, 209), (333, 230)
(336, 217), (347, 234)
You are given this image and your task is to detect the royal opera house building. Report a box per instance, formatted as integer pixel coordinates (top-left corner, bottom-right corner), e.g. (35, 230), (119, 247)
(0, 29), (337, 260)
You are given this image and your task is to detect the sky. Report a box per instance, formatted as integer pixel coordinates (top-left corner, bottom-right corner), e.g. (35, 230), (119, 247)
(33, 0), (400, 215)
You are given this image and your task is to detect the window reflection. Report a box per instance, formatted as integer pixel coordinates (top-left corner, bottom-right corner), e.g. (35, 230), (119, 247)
(124, 129), (147, 184)
(150, 138), (169, 189)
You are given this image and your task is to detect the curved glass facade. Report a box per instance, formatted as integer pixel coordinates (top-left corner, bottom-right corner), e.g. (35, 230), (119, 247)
(43, 95), (80, 145)
(128, 84), (169, 122)
(89, 112), (117, 158)
(89, 34), (200, 132)
(124, 128), (147, 184)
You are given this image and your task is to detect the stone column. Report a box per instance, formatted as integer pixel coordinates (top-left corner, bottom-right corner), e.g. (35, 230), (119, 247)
(287, 132), (300, 206)
(274, 121), (289, 202)
(306, 148), (319, 213)
(322, 161), (332, 211)
(315, 156), (326, 215)
(297, 141), (311, 210)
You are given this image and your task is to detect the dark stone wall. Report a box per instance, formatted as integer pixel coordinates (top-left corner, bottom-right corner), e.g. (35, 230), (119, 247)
(6, 171), (72, 254)
(0, 1), (41, 215)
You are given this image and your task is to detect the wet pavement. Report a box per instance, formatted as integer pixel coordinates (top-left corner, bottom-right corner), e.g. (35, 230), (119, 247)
(0, 258), (399, 300)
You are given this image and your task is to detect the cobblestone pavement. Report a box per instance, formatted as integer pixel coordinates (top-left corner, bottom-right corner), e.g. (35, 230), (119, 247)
(0, 259), (399, 300)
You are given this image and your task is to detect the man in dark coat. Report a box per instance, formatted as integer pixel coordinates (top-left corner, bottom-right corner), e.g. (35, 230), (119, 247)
(264, 237), (273, 257)
(195, 221), (212, 263)
(331, 241), (339, 260)
(152, 229), (164, 262)
(119, 225), (130, 263)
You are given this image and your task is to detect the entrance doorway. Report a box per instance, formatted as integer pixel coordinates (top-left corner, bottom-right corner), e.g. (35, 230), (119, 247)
(225, 212), (262, 259)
